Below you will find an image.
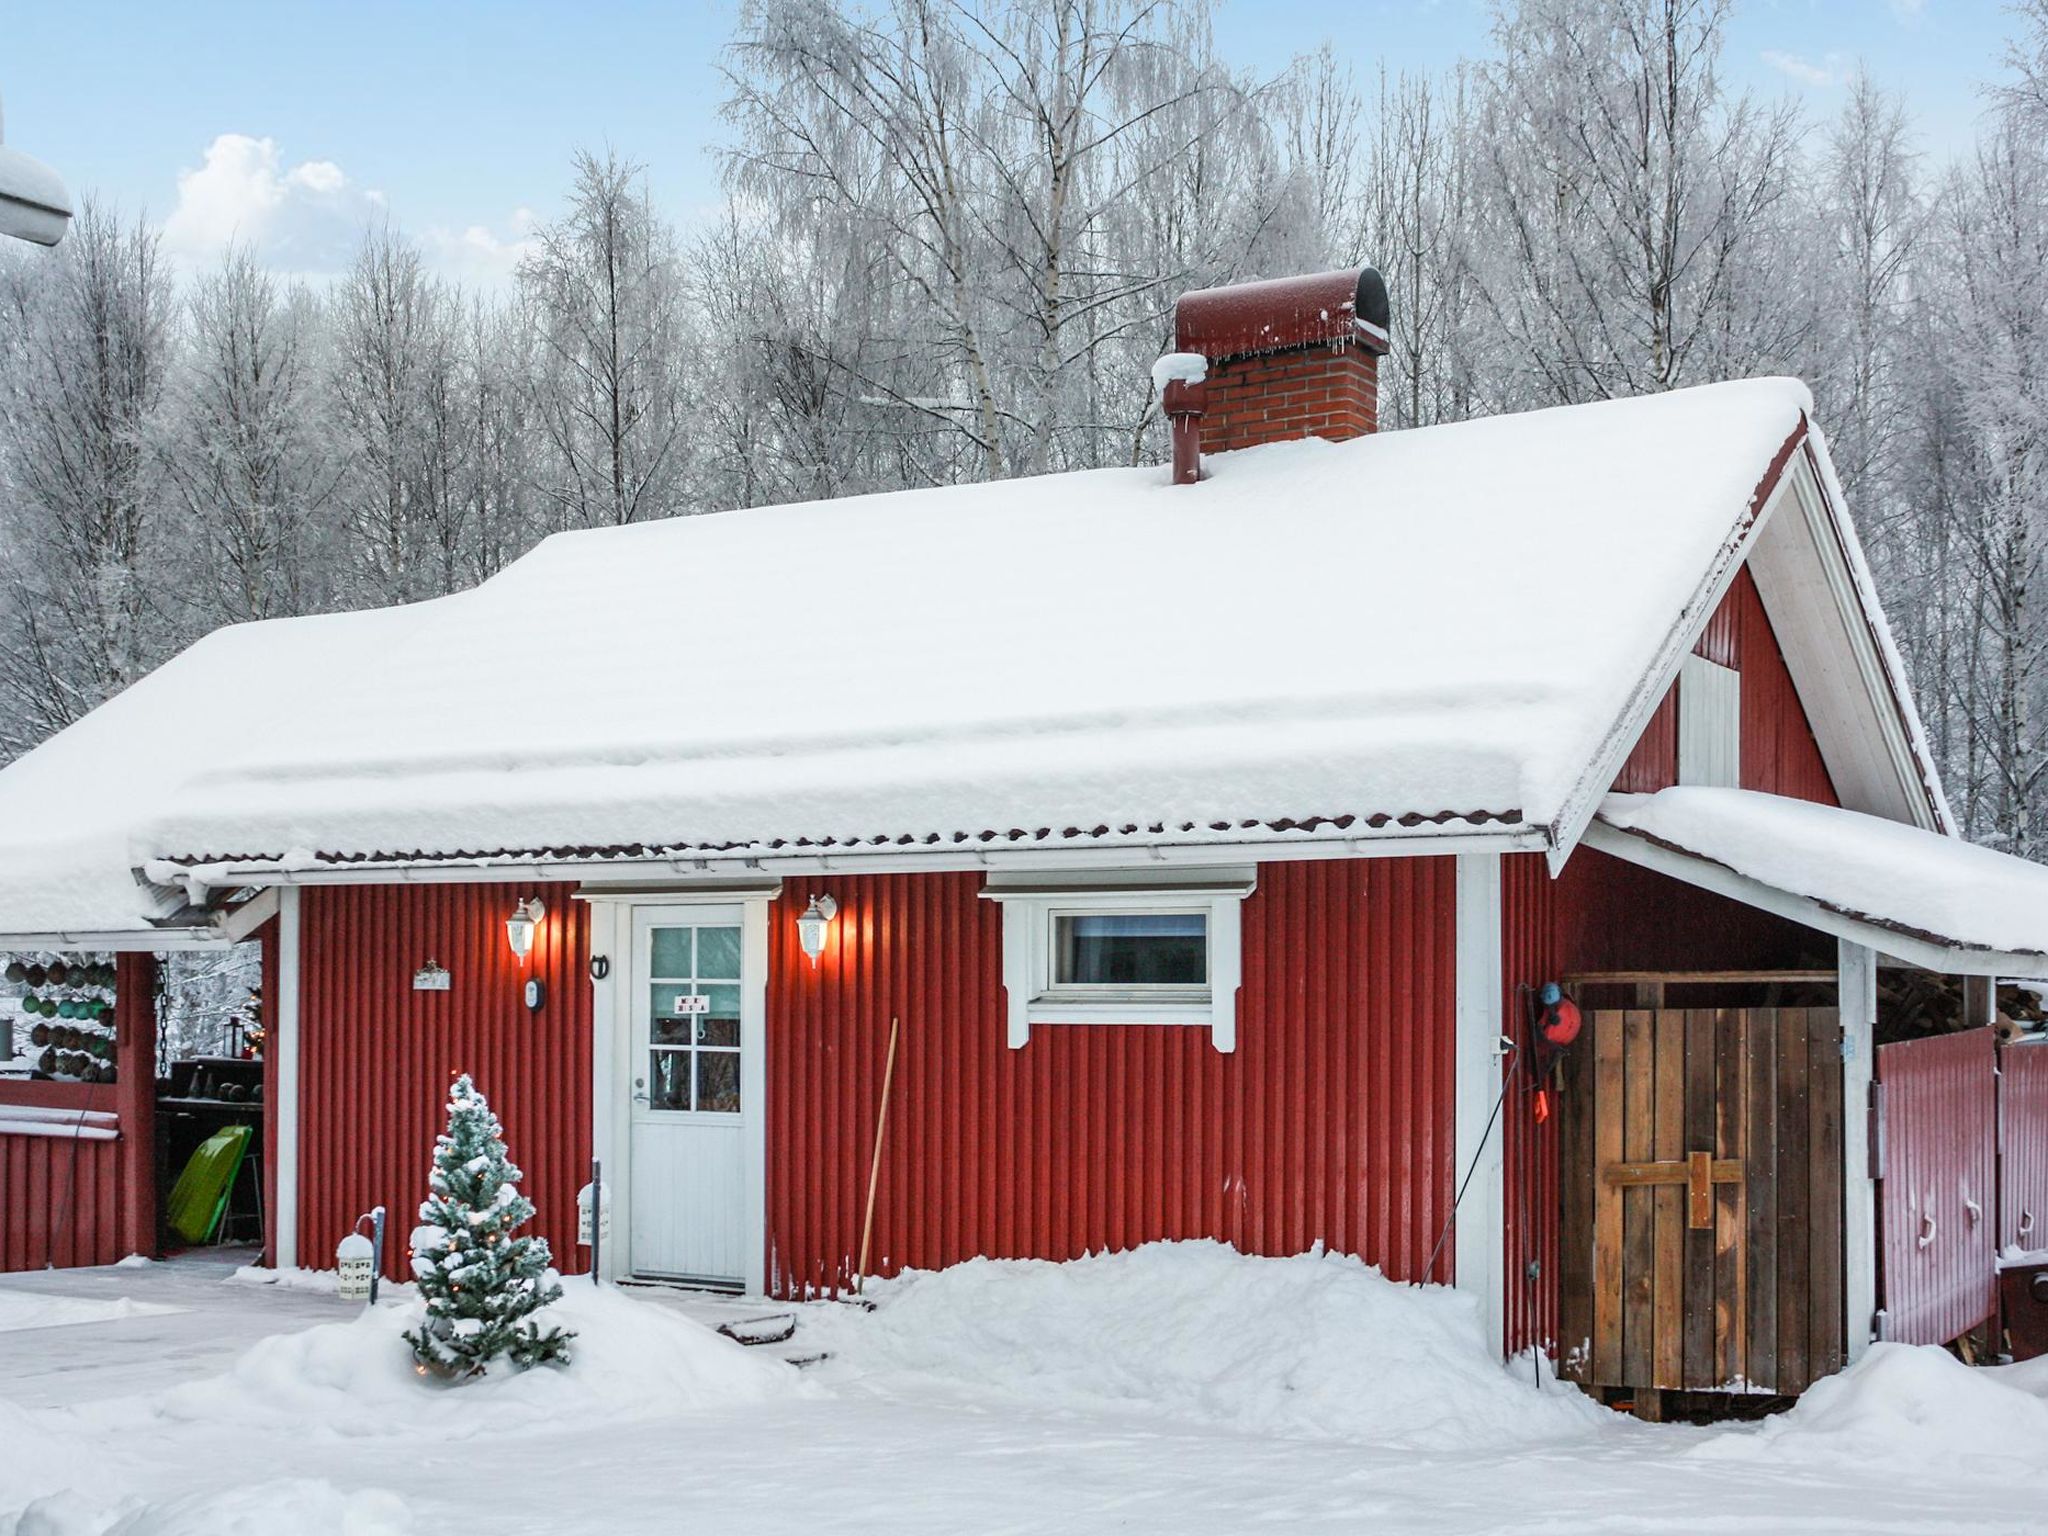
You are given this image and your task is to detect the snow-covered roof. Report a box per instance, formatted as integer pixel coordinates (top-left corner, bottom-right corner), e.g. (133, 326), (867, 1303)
(1594, 788), (2048, 974)
(0, 378), (1823, 938)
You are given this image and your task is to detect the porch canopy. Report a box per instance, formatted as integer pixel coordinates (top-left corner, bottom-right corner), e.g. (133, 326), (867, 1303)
(1590, 787), (2048, 979)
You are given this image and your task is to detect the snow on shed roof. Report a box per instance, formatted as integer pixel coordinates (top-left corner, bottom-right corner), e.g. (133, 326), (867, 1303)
(0, 377), (1814, 937)
(1596, 788), (2048, 969)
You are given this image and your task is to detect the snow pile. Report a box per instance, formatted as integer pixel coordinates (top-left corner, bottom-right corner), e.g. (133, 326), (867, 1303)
(151, 1283), (814, 1441)
(1, 1480), (410, 1536)
(1150, 350), (1207, 396)
(1601, 787), (2048, 957)
(1695, 1345), (2048, 1480)
(806, 1241), (1608, 1451)
(0, 1293), (177, 1335)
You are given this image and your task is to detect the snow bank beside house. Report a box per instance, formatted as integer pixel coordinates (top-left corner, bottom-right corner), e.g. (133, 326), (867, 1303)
(149, 1283), (814, 1442)
(1600, 786), (2048, 957)
(806, 1240), (1609, 1451)
(1694, 1344), (2048, 1481)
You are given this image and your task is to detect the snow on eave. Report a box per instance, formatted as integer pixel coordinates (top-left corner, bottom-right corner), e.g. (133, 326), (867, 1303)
(1543, 413), (1812, 874)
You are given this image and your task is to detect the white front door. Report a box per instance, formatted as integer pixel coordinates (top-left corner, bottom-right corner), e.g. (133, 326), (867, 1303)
(629, 904), (753, 1285)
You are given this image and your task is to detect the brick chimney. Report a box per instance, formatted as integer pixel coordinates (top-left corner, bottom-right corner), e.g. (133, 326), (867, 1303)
(1162, 266), (1390, 484)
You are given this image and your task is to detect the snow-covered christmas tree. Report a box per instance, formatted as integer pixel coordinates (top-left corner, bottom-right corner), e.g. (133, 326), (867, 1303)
(404, 1073), (573, 1377)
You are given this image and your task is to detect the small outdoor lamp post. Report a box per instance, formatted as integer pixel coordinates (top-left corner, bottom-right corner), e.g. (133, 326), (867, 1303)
(0, 94), (72, 247)
(505, 897), (545, 963)
(796, 894), (839, 966)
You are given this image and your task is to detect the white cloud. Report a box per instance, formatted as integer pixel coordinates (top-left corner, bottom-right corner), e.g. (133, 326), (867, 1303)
(421, 208), (540, 292)
(1761, 50), (1840, 89)
(161, 134), (384, 276)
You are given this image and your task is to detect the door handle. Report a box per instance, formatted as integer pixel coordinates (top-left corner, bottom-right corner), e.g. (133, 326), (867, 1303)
(632, 1091), (649, 1105)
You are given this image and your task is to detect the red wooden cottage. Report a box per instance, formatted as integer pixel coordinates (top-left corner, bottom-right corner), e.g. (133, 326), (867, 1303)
(5, 266), (2048, 1408)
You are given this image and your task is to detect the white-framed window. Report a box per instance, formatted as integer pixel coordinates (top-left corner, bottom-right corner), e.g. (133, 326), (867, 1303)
(982, 869), (1252, 1052)
(1677, 654), (1741, 789)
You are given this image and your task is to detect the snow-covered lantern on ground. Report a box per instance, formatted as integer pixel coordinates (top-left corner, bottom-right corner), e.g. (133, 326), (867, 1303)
(796, 894), (838, 966)
(504, 897), (545, 963)
(336, 1230), (375, 1301)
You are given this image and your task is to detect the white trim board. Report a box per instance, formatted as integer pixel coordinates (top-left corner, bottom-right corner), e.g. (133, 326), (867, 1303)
(1453, 853), (1507, 1361)
(274, 886), (302, 1270)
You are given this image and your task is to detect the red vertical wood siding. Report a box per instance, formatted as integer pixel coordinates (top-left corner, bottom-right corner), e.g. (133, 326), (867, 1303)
(2000, 1042), (2048, 1256)
(1501, 852), (1561, 1355)
(296, 883), (591, 1279)
(114, 952), (158, 1257)
(0, 1081), (126, 1272)
(1875, 1028), (1998, 1345)
(766, 859), (1457, 1298)
(1612, 566), (1839, 803)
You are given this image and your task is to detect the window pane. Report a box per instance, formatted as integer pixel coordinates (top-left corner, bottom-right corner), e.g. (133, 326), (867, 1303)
(698, 1016), (740, 1048)
(695, 926), (742, 980)
(696, 1051), (741, 1113)
(648, 1051), (690, 1110)
(651, 985), (703, 1021)
(1057, 912), (1206, 986)
(650, 1017), (693, 1046)
(699, 984), (741, 1021)
(650, 928), (692, 978)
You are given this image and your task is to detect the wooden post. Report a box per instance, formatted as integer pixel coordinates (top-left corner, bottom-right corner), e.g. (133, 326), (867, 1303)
(1839, 940), (1878, 1364)
(114, 952), (159, 1260)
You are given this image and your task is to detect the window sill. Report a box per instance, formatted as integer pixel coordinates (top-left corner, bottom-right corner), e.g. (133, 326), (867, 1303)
(1025, 998), (1215, 1027)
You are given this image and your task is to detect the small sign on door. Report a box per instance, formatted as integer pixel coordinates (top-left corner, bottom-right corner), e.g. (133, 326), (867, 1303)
(669, 992), (710, 1015)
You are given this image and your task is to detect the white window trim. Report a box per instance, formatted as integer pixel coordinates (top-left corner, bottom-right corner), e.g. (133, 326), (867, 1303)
(982, 869), (1253, 1052)
(1677, 653), (1742, 789)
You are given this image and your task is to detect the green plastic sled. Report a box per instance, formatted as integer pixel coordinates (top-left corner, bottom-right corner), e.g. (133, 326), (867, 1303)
(165, 1124), (252, 1246)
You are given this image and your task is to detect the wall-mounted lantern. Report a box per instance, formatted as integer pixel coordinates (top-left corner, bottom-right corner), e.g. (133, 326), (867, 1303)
(796, 894), (839, 966)
(505, 897), (545, 963)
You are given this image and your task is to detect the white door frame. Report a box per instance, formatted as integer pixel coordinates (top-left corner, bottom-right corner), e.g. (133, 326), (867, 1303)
(585, 890), (772, 1293)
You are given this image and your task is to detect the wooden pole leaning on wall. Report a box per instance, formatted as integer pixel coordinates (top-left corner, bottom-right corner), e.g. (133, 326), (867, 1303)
(855, 1015), (902, 1295)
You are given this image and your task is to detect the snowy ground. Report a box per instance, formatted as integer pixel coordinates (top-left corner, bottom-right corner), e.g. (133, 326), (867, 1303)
(1, 1243), (2043, 1535)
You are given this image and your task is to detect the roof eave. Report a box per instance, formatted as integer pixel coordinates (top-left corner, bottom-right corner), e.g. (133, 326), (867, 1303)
(1585, 817), (2048, 979)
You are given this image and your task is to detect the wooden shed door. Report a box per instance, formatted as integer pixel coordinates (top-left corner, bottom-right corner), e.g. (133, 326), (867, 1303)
(1559, 1008), (1844, 1397)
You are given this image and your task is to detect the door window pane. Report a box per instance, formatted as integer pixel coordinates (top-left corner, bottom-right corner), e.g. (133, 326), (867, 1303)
(649, 1051), (690, 1110)
(650, 928), (693, 978)
(1056, 912), (1207, 986)
(698, 1016), (740, 1049)
(696, 926), (742, 980)
(650, 1016), (694, 1046)
(696, 1052), (741, 1113)
(699, 984), (741, 1021)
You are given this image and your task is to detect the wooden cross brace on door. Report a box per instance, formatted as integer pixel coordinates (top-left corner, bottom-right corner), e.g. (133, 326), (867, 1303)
(1602, 1151), (1744, 1229)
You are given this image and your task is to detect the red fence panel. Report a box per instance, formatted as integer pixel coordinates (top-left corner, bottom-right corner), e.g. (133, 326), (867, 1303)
(1876, 1028), (1997, 1345)
(2000, 1040), (2048, 1257)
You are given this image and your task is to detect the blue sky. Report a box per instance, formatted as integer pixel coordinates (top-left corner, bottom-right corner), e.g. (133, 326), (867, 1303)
(0, 0), (2016, 286)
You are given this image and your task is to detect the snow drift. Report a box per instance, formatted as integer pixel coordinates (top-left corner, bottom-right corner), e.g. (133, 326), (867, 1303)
(806, 1240), (1610, 1450)
(1696, 1343), (2048, 1480)
(145, 1282), (816, 1441)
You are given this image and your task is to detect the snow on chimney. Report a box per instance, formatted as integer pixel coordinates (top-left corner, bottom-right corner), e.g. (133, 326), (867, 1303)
(1162, 267), (1390, 484)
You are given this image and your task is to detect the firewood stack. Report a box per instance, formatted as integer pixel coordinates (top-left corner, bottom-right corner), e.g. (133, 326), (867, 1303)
(1875, 970), (2048, 1045)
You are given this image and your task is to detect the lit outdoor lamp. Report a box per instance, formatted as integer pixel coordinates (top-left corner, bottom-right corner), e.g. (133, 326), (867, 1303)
(796, 895), (838, 965)
(505, 897), (545, 963)
(0, 94), (72, 247)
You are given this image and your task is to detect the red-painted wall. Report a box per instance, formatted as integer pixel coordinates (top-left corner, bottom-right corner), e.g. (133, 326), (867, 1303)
(767, 859), (1457, 1297)
(294, 884), (592, 1279)
(1504, 560), (1841, 1355)
(0, 1082), (124, 1272)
